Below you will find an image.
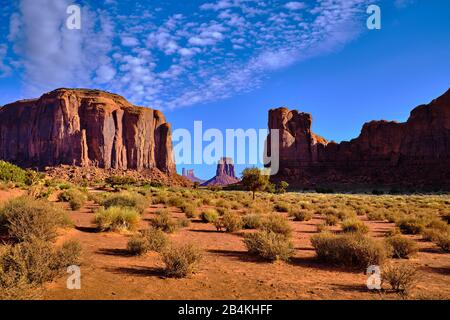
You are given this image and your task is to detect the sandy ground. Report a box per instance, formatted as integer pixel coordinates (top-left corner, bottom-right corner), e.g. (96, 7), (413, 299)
(44, 202), (450, 300)
(1, 189), (448, 300)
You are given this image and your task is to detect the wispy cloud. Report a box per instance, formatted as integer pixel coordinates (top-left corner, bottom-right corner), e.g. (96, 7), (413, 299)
(3, 0), (374, 109)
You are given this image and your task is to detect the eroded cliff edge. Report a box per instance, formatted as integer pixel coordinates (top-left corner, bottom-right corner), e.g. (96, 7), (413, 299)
(268, 89), (450, 189)
(0, 88), (175, 175)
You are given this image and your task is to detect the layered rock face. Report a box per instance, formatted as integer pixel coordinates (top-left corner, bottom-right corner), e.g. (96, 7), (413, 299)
(0, 89), (175, 174)
(201, 157), (240, 186)
(268, 89), (450, 189)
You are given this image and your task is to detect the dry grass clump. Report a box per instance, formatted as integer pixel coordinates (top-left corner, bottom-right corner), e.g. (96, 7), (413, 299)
(341, 218), (369, 234)
(325, 215), (339, 226)
(311, 232), (386, 269)
(382, 262), (418, 295)
(180, 204), (197, 219)
(242, 214), (265, 229)
(150, 211), (178, 233)
(273, 202), (290, 213)
(244, 231), (294, 262)
(58, 189), (88, 210)
(259, 214), (292, 237)
(101, 192), (148, 214)
(94, 206), (140, 232)
(0, 196), (71, 243)
(0, 239), (82, 299)
(162, 244), (202, 278)
(290, 209), (313, 222)
(433, 232), (450, 252)
(385, 235), (418, 259)
(397, 217), (426, 235)
(220, 212), (243, 232)
(200, 209), (219, 223)
(127, 228), (168, 255)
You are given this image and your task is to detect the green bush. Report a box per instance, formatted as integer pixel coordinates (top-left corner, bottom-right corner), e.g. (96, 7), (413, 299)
(311, 232), (386, 269)
(0, 160), (27, 184)
(162, 244), (202, 278)
(244, 231), (294, 262)
(290, 209), (313, 222)
(222, 213), (243, 232)
(94, 206), (140, 232)
(385, 235), (418, 259)
(341, 218), (369, 234)
(101, 192), (148, 214)
(105, 176), (137, 187)
(200, 209), (219, 223)
(58, 189), (87, 210)
(0, 196), (71, 243)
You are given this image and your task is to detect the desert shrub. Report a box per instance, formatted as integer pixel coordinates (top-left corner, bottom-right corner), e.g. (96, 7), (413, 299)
(273, 202), (290, 213)
(259, 215), (292, 237)
(200, 209), (219, 223)
(311, 232), (386, 269)
(128, 228), (168, 255)
(421, 228), (442, 242)
(441, 212), (450, 224)
(222, 213), (243, 232)
(242, 214), (264, 229)
(341, 218), (369, 234)
(0, 239), (81, 288)
(150, 212), (178, 233)
(178, 217), (191, 228)
(94, 206), (140, 232)
(58, 189), (87, 210)
(316, 223), (328, 233)
(105, 176), (136, 187)
(101, 192), (148, 214)
(385, 235), (418, 259)
(290, 209), (313, 222)
(382, 262), (418, 295)
(0, 196), (71, 243)
(180, 204), (197, 218)
(127, 234), (149, 256)
(434, 233), (450, 252)
(426, 219), (449, 233)
(325, 215), (339, 226)
(167, 196), (184, 208)
(162, 244), (202, 278)
(367, 210), (386, 221)
(244, 231), (294, 261)
(397, 217), (426, 235)
(216, 207), (229, 216)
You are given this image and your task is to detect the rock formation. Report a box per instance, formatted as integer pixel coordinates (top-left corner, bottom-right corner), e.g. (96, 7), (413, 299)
(0, 88), (176, 174)
(201, 157), (240, 186)
(268, 89), (450, 189)
(182, 168), (204, 183)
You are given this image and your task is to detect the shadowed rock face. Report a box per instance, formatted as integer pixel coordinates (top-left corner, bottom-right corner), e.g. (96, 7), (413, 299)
(201, 157), (240, 186)
(0, 88), (175, 174)
(268, 89), (450, 189)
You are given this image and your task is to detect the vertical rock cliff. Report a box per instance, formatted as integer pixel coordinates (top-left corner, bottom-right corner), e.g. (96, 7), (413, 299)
(0, 88), (175, 174)
(268, 89), (450, 189)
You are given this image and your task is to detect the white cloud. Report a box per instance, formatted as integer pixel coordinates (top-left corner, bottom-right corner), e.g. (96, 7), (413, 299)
(284, 2), (305, 11)
(121, 36), (139, 47)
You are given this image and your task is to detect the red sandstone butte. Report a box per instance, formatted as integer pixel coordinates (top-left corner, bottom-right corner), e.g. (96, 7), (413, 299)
(201, 157), (240, 186)
(267, 89), (450, 189)
(0, 88), (175, 174)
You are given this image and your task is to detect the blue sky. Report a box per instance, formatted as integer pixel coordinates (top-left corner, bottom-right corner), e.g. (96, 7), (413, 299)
(0, 0), (449, 180)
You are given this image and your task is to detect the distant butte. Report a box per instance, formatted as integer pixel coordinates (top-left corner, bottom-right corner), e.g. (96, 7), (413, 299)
(201, 157), (240, 187)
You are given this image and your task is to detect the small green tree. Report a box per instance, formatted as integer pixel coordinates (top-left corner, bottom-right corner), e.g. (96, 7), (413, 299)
(241, 168), (269, 200)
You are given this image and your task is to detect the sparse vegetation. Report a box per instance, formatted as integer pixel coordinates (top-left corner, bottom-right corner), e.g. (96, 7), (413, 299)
(101, 192), (148, 214)
(58, 189), (87, 210)
(94, 206), (140, 232)
(382, 262), (418, 295)
(200, 209), (219, 223)
(311, 232), (386, 269)
(290, 209), (313, 222)
(244, 231), (294, 262)
(162, 244), (202, 278)
(385, 235), (418, 259)
(221, 212), (243, 232)
(150, 212), (178, 233)
(341, 218), (369, 234)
